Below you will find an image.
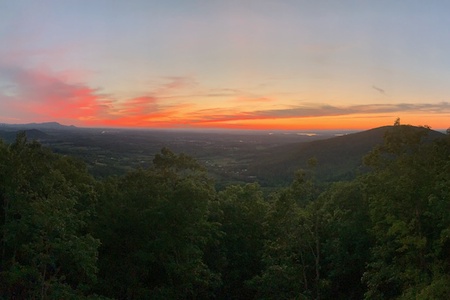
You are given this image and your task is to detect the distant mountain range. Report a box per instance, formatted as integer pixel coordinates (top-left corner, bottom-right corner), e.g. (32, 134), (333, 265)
(0, 122), (76, 143)
(0, 122), (76, 130)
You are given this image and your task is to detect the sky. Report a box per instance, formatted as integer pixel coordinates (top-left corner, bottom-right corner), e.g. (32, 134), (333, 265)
(1, 0), (449, 130)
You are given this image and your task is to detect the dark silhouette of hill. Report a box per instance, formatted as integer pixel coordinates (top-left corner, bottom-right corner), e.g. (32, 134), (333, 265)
(2, 121), (76, 130)
(0, 129), (50, 143)
(248, 125), (445, 185)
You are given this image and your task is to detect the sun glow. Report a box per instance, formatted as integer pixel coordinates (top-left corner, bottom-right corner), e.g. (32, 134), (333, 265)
(1, 2), (450, 130)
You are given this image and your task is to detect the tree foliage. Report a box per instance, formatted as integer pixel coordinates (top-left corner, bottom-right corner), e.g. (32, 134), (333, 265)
(362, 123), (450, 299)
(1, 123), (449, 299)
(0, 132), (100, 299)
(93, 148), (220, 299)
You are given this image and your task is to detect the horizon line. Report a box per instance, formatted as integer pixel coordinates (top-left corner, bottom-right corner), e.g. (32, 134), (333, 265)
(0, 120), (447, 133)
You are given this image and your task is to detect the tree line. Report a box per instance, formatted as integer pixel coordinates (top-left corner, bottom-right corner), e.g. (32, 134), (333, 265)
(1, 123), (450, 299)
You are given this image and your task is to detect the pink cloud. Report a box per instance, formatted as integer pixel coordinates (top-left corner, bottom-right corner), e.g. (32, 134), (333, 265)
(0, 66), (110, 123)
(1, 65), (449, 129)
(0, 66), (195, 127)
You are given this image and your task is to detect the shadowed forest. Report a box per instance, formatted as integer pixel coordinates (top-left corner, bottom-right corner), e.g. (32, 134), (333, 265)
(1, 122), (450, 299)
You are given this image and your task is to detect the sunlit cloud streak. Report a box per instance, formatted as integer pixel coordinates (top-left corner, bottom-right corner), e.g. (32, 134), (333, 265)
(115, 96), (158, 116)
(193, 102), (450, 124)
(1, 65), (449, 129)
(153, 76), (198, 95)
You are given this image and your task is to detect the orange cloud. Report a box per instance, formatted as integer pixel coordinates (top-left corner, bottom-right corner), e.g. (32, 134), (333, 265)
(187, 103), (450, 130)
(1, 65), (449, 130)
(115, 96), (158, 116)
(233, 96), (273, 103)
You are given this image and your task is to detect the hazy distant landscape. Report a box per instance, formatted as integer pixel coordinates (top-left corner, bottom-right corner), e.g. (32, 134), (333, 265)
(0, 121), (390, 187)
(1, 122), (445, 188)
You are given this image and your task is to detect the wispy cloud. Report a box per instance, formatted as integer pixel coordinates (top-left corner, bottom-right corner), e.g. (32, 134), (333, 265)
(190, 102), (450, 124)
(204, 88), (240, 98)
(1, 65), (449, 129)
(115, 96), (158, 116)
(372, 85), (387, 95)
(153, 76), (198, 95)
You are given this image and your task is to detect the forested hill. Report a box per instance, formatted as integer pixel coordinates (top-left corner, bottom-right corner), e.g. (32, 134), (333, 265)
(0, 128), (49, 142)
(249, 125), (446, 185)
(0, 121), (76, 130)
(1, 124), (450, 299)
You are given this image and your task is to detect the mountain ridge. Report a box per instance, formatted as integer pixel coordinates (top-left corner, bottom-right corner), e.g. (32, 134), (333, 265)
(0, 121), (76, 129)
(247, 125), (446, 185)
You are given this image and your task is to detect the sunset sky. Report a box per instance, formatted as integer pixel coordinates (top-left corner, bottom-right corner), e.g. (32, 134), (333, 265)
(1, 0), (449, 130)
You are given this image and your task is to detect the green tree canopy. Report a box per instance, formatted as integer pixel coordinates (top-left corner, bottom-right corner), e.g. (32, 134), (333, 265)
(0, 132), (100, 299)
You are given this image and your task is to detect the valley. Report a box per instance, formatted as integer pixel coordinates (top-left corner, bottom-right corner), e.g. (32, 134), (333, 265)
(0, 122), (445, 187)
